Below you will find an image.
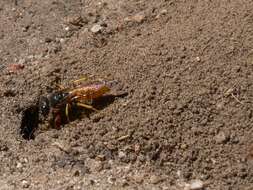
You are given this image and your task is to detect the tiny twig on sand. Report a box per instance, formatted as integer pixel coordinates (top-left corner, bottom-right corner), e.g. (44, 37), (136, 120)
(117, 134), (130, 141)
(231, 93), (243, 105)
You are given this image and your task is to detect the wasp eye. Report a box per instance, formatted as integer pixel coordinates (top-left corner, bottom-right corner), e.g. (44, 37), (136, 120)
(42, 102), (47, 109)
(53, 95), (58, 101)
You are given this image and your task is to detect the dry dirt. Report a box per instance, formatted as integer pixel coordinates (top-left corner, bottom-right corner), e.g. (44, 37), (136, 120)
(0, 0), (253, 189)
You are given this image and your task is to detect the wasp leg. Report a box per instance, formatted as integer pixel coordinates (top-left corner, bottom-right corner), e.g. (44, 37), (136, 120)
(65, 103), (71, 123)
(55, 84), (71, 92)
(55, 84), (64, 89)
(54, 114), (62, 129)
(76, 102), (98, 112)
(76, 95), (93, 105)
(72, 77), (88, 84)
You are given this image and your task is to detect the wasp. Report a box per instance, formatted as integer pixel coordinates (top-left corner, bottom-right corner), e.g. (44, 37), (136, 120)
(20, 78), (127, 139)
(38, 80), (110, 129)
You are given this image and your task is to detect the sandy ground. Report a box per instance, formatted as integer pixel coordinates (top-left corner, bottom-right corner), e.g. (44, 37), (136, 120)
(0, 0), (253, 189)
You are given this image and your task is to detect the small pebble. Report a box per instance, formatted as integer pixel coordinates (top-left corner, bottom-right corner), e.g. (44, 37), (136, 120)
(16, 162), (23, 169)
(95, 154), (106, 161)
(90, 24), (103, 33)
(214, 131), (228, 144)
(160, 9), (168, 15)
(64, 26), (70, 31)
(22, 26), (29, 32)
(189, 179), (204, 190)
(23, 158), (28, 163)
(118, 151), (126, 159)
(132, 14), (145, 23)
(59, 38), (65, 43)
(156, 9), (168, 19)
(21, 180), (30, 188)
(196, 57), (201, 62)
(150, 175), (162, 184)
(124, 13), (146, 23)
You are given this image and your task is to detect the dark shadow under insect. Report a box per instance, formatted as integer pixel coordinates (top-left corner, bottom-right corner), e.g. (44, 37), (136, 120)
(20, 104), (39, 140)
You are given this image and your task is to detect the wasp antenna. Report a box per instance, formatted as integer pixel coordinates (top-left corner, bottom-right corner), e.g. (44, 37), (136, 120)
(76, 103), (98, 112)
(72, 77), (88, 84)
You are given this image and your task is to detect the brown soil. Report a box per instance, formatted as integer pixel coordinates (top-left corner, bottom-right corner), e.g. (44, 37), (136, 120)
(0, 0), (253, 189)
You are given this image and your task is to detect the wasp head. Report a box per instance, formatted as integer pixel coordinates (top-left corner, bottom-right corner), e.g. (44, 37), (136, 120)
(49, 91), (69, 107)
(39, 96), (50, 117)
(38, 91), (69, 117)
